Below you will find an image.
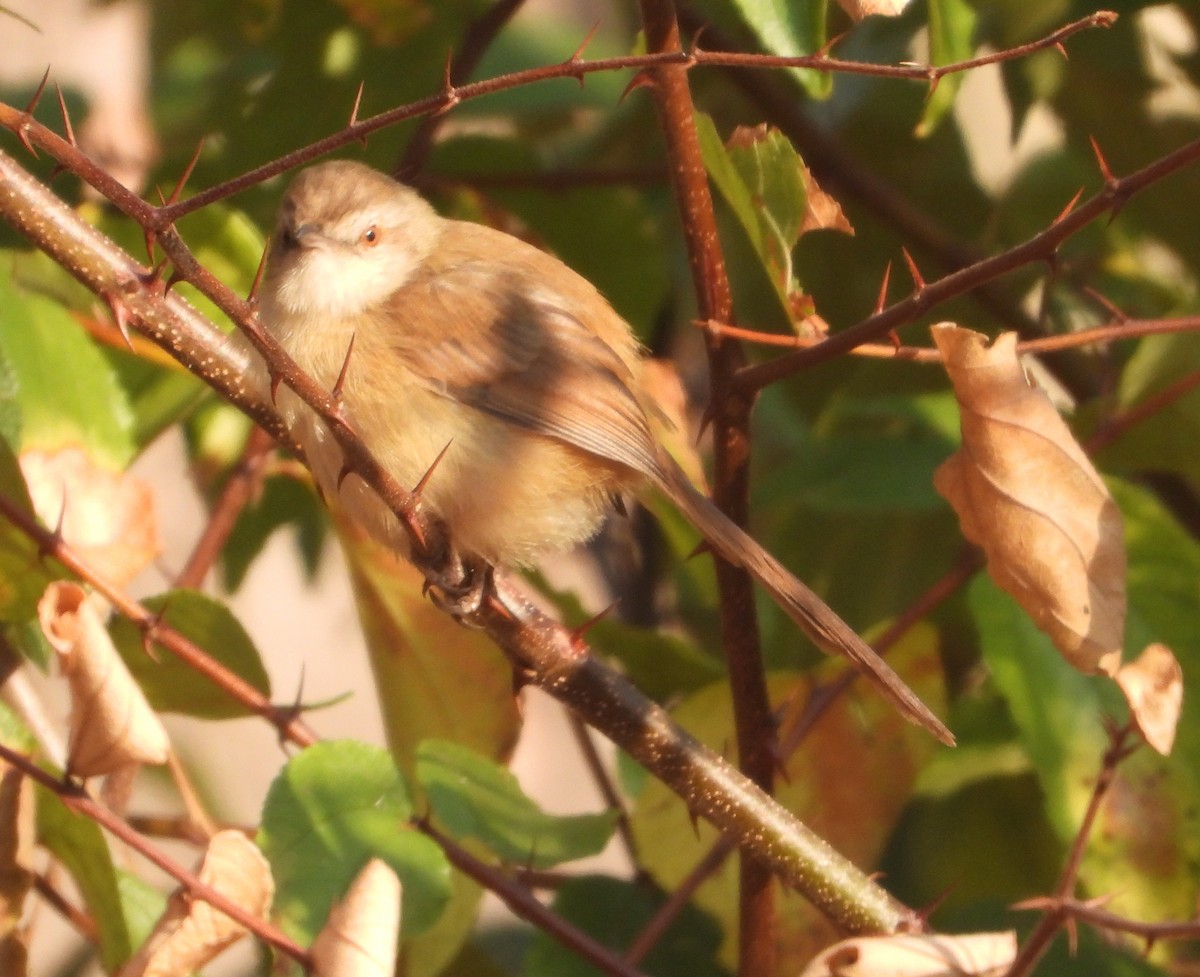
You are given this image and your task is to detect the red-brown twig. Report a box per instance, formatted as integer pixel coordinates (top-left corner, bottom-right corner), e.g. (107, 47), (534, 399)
(0, 742), (313, 967)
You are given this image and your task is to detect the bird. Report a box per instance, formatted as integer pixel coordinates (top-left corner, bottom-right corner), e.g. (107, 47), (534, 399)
(258, 159), (953, 745)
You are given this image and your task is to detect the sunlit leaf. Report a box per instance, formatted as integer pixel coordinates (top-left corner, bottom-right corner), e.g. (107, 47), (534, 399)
(258, 740), (451, 940)
(417, 739), (617, 869)
(108, 589), (271, 719)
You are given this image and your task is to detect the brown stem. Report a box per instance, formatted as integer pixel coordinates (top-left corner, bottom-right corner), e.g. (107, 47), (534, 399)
(176, 426), (274, 590)
(418, 819), (652, 977)
(0, 489), (317, 746)
(636, 1), (776, 971)
(0, 744), (312, 966)
(1006, 726), (1138, 977)
(566, 710), (640, 868)
(397, 0), (529, 179)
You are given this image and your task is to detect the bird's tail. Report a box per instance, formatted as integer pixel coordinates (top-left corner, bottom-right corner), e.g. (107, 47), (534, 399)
(654, 450), (954, 746)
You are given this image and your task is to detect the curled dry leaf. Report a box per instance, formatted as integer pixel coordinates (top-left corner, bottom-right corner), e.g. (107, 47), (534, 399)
(799, 931), (1017, 977)
(119, 830), (274, 977)
(932, 324), (1125, 677)
(20, 447), (160, 590)
(310, 858), (402, 977)
(1115, 643), (1183, 755)
(37, 581), (169, 777)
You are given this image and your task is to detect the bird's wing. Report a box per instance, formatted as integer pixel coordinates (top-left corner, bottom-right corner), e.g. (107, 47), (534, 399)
(379, 243), (660, 478)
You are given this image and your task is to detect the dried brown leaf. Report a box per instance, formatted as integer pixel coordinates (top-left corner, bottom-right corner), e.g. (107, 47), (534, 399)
(20, 448), (160, 589)
(932, 324), (1125, 676)
(119, 830), (273, 977)
(800, 931), (1017, 977)
(310, 858), (402, 977)
(38, 581), (169, 777)
(1116, 643), (1182, 755)
(800, 166), (853, 236)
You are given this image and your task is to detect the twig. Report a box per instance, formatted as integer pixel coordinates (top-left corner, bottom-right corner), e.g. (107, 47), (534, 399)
(0, 743), (312, 967)
(0, 488), (317, 747)
(175, 426), (274, 589)
(397, 0), (530, 178)
(419, 819), (652, 977)
(736, 138), (1200, 392)
(1005, 725), (1138, 977)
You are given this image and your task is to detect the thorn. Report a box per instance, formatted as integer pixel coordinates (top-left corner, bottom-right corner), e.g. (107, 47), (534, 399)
(335, 461), (353, 492)
(139, 258), (167, 290)
(164, 268), (185, 298)
(413, 440), (454, 498)
(24, 67), (50, 117)
(688, 809), (701, 839)
(696, 400), (714, 444)
(873, 261), (892, 315)
(685, 537), (715, 562)
(686, 22), (709, 58)
(104, 291), (136, 350)
(143, 228), (157, 264)
(167, 140), (204, 206)
(140, 600), (169, 664)
(511, 664), (533, 703)
(1053, 186), (1085, 225)
(46, 163), (66, 181)
(434, 49), (460, 116)
(1081, 285), (1126, 322)
(269, 371), (283, 405)
(887, 329), (901, 350)
(816, 29), (849, 59)
(1089, 135), (1115, 184)
(331, 333), (357, 403)
(569, 599), (620, 649)
(620, 69), (657, 105)
(348, 79), (365, 128)
(926, 72), (940, 102)
(1054, 41), (1069, 60)
(566, 22), (600, 83)
(900, 247), (926, 291)
(248, 246), (269, 305)
(53, 83), (77, 147)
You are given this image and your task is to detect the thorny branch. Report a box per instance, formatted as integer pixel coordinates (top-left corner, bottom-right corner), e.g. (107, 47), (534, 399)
(0, 145), (918, 934)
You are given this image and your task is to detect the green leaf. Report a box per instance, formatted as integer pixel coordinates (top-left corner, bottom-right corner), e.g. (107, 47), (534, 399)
(417, 739), (617, 869)
(258, 740), (451, 940)
(108, 590), (270, 719)
(724, 0), (829, 97)
(916, 0), (978, 137)
(526, 876), (728, 977)
(696, 115), (808, 319)
(0, 260), (135, 468)
(37, 788), (133, 971)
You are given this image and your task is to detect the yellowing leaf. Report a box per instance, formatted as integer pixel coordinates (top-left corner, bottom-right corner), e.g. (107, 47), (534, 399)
(932, 324), (1125, 676)
(1116, 643), (1182, 756)
(121, 830), (274, 977)
(310, 858), (402, 977)
(38, 582), (169, 777)
(799, 931), (1017, 977)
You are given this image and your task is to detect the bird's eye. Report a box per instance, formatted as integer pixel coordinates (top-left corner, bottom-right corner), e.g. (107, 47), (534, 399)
(360, 226), (380, 247)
